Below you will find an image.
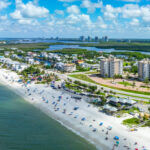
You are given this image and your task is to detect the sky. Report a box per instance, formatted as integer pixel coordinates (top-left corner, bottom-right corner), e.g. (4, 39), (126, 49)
(0, 0), (150, 38)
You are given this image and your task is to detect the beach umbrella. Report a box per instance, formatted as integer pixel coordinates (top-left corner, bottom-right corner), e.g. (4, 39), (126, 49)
(81, 118), (86, 121)
(107, 126), (112, 130)
(99, 122), (103, 126)
(114, 136), (119, 140)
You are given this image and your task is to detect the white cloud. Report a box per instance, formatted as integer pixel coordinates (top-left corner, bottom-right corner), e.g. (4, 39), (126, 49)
(103, 4), (150, 23)
(55, 10), (64, 15)
(103, 5), (121, 20)
(11, 0), (49, 19)
(81, 0), (103, 13)
(122, 4), (141, 18)
(97, 16), (107, 29)
(0, 15), (7, 20)
(0, 0), (10, 11)
(10, 0), (49, 25)
(66, 14), (94, 29)
(21, 2), (49, 18)
(120, 0), (141, 2)
(130, 18), (139, 26)
(67, 5), (80, 14)
(141, 6), (150, 22)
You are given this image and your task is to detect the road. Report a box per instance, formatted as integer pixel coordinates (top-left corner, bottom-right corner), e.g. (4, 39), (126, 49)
(45, 69), (150, 102)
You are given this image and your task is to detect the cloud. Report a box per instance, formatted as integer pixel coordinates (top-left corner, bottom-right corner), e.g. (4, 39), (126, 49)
(10, 0), (49, 25)
(66, 14), (94, 29)
(122, 4), (141, 18)
(97, 16), (107, 29)
(103, 5), (121, 20)
(55, 10), (64, 15)
(0, 0), (11, 11)
(103, 4), (150, 23)
(120, 0), (141, 2)
(11, 0), (49, 19)
(67, 5), (80, 14)
(81, 0), (103, 13)
(130, 18), (139, 26)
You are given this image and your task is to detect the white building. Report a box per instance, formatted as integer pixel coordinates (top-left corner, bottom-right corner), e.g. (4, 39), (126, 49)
(24, 57), (35, 64)
(138, 59), (150, 80)
(40, 52), (48, 58)
(63, 64), (76, 72)
(55, 63), (76, 72)
(11, 54), (19, 59)
(48, 53), (61, 61)
(100, 56), (123, 78)
(4, 51), (10, 56)
(0, 57), (28, 72)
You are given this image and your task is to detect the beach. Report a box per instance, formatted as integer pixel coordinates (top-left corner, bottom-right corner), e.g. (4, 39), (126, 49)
(0, 68), (149, 150)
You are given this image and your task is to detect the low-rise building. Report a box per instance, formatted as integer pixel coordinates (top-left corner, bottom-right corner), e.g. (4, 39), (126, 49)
(55, 63), (76, 72)
(0, 57), (28, 72)
(75, 60), (84, 65)
(4, 51), (10, 56)
(63, 64), (76, 72)
(108, 97), (136, 106)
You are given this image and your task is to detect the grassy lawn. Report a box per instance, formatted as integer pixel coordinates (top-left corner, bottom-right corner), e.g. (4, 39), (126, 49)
(118, 93), (150, 100)
(118, 81), (133, 86)
(133, 99), (150, 104)
(123, 118), (140, 127)
(84, 71), (100, 75)
(69, 74), (97, 84)
(69, 74), (150, 96)
(117, 107), (139, 116)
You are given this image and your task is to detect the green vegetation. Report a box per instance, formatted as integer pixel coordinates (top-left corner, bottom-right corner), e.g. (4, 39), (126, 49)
(143, 120), (150, 127)
(69, 74), (97, 84)
(111, 51), (150, 60)
(85, 71), (99, 74)
(65, 80), (98, 94)
(76, 65), (90, 72)
(0, 43), (50, 51)
(51, 48), (101, 59)
(123, 118), (140, 126)
(78, 41), (150, 52)
(118, 107), (139, 116)
(20, 66), (43, 77)
(118, 81), (133, 86)
(69, 74), (150, 96)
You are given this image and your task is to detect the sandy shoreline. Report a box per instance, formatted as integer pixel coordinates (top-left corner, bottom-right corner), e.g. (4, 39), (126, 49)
(0, 69), (150, 150)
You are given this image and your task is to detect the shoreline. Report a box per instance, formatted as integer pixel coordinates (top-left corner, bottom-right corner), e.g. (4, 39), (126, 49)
(0, 71), (106, 150)
(0, 69), (150, 150)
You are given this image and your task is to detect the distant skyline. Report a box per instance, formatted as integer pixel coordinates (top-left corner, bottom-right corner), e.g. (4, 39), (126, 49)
(0, 0), (150, 38)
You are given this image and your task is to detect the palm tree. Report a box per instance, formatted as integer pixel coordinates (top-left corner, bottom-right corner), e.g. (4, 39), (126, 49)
(132, 81), (136, 88)
(144, 77), (149, 88)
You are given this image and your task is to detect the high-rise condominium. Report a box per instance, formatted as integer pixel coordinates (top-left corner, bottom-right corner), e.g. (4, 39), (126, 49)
(138, 59), (150, 80)
(100, 56), (123, 78)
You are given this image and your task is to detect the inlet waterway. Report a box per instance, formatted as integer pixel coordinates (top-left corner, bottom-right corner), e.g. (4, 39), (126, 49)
(0, 84), (97, 150)
(46, 44), (150, 55)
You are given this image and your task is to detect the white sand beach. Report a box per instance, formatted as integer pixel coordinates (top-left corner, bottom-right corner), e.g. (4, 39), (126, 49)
(0, 69), (149, 150)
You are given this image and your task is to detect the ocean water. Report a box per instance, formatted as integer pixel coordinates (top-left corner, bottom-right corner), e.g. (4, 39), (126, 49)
(0, 85), (97, 150)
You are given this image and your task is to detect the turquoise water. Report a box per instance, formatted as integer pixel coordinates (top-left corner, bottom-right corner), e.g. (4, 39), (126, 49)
(0, 85), (97, 150)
